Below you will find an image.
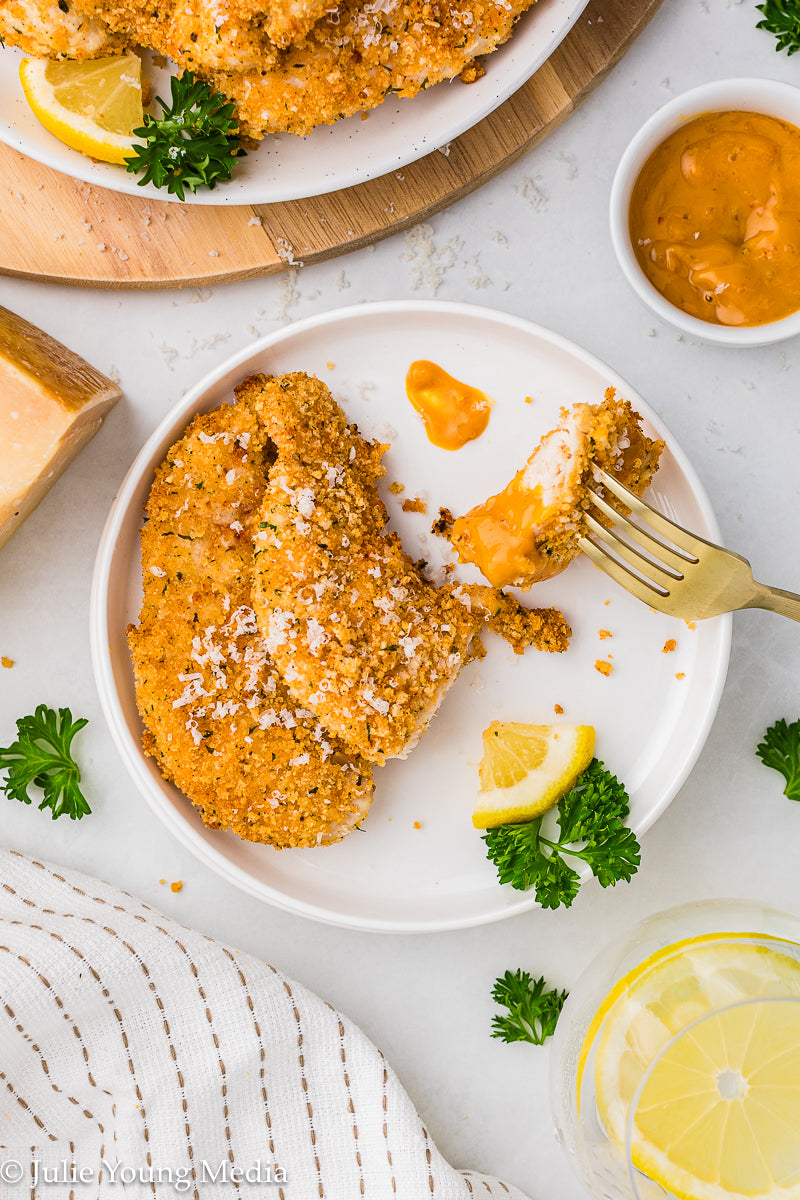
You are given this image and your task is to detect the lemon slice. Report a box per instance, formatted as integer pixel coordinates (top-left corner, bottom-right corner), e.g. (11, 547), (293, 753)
(473, 722), (594, 829)
(19, 53), (143, 165)
(592, 937), (800, 1200)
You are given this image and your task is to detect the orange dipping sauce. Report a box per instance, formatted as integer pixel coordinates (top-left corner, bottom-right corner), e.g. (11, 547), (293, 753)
(406, 360), (491, 450)
(452, 476), (546, 590)
(629, 110), (800, 327)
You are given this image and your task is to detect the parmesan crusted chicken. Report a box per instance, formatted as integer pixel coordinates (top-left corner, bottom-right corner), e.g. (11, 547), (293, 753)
(451, 388), (665, 590)
(0, 0), (122, 58)
(244, 372), (569, 766)
(212, 0), (538, 137)
(128, 397), (373, 850)
(2, 0), (538, 138)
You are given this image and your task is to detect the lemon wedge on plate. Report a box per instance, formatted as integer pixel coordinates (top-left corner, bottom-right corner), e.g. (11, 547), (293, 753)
(19, 53), (143, 165)
(473, 722), (594, 829)
(591, 937), (800, 1200)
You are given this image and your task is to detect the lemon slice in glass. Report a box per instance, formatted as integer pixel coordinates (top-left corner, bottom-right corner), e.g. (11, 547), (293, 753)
(592, 937), (800, 1200)
(19, 53), (143, 165)
(632, 998), (800, 1200)
(473, 721), (594, 829)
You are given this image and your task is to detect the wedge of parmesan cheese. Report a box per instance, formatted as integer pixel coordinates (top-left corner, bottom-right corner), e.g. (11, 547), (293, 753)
(0, 306), (122, 551)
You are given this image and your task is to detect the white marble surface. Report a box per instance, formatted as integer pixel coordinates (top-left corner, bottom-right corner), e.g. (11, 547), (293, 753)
(3, 1), (800, 1195)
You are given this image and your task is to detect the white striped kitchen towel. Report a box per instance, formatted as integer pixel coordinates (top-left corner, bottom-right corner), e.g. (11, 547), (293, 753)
(0, 849), (532, 1200)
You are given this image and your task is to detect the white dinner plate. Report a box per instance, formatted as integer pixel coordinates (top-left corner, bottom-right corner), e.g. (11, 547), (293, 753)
(90, 301), (731, 931)
(0, 0), (588, 204)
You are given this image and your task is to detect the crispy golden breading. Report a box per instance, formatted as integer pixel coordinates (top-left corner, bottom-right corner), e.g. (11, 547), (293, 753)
(77, 0), (295, 72)
(212, 0), (538, 137)
(128, 398), (373, 850)
(7, 0), (538, 138)
(463, 585), (571, 655)
(451, 388), (665, 590)
(242, 372), (568, 766)
(0, 0), (122, 57)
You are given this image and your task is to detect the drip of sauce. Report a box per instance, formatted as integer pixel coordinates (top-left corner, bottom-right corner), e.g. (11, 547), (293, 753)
(629, 110), (800, 327)
(453, 473), (546, 589)
(406, 360), (491, 450)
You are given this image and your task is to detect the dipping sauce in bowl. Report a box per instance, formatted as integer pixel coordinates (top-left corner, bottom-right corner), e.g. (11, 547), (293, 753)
(630, 110), (800, 327)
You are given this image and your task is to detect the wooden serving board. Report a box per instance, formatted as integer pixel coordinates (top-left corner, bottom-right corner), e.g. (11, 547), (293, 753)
(0, 0), (662, 290)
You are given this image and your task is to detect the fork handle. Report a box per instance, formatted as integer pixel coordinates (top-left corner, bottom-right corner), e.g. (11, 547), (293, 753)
(750, 584), (800, 622)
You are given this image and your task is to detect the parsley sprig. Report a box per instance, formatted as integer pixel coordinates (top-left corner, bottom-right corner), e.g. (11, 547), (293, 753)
(125, 71), (245, 201)
(483, 760), (640, 909)
(756, 718), (800, 800)
(491, 970), (568, 1045)
(756, 0), (800, 54)
(0, 705), (91, 819)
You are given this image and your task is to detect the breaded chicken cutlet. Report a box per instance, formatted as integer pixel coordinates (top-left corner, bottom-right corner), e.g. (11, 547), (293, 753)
(0, 0), (123, 58)
(212, 0), (538, 137)
(1, 0), (538, 138)
(451, 388), (665, 590)
(243, 372), (569, 766)
(128, 398), (373, 850)
(2, 0), (327, 65)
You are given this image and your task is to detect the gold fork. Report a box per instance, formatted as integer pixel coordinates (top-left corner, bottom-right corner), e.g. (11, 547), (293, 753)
(578, 465), (800, 622)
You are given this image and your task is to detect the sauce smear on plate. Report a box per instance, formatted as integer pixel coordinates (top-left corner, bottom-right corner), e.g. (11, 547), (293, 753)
(406, 360), (491, 450)
(630, 110), (800, 327)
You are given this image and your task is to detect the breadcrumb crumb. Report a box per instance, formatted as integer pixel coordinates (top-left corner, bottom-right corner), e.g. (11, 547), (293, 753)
(402, 497), (427, 514)
(595, 660), (613, 677)
(1, 657), (14, 668)
(431, 507), (455, 538)
(663, 638), (677, 653)
(170, 881), (183, 893)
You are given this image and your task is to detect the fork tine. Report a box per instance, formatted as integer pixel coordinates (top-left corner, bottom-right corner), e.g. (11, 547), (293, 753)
(578, 535), (670, 605)
(592, 465), (704, 557)
(586, 484), (696, 574)
(583, 512), (683, 582)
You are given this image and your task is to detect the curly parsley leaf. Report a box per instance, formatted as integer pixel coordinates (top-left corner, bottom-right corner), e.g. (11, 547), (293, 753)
(125, 70), (245, 201)
(756, 0), (800, 54)
(756, 718), (800, 801)
(483, 760), (640, 910)
(0, 705), (90, 819)
(491, 970), (568, 1045)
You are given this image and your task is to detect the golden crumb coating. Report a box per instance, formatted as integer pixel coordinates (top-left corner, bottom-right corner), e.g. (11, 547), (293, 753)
(243, 372), (478, 764)
(10, 0), (537, 137)
(462, 585), (571, 654)
(128, 398), (373, 850)
(211, 0), (539, 137)
(76, 0), (313, 72)
(0, 0), (122, 57)
(241, 372), (569, 766)
(451, 388), (665, 590)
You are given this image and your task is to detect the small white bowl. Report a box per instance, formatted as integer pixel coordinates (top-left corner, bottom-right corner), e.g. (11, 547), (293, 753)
(610, 78), (800, 347)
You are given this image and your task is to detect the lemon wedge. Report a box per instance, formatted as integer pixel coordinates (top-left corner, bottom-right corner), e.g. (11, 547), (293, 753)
(592, 937), (800, 1200)
(473, 722), (595, 829)
(19, 53), (143, 165)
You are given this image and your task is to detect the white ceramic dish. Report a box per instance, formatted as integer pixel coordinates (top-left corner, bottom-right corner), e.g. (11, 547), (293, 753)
(610, 78), (800, 347)
(0, 0), (589, 206)
(90, 300), (731, 932)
